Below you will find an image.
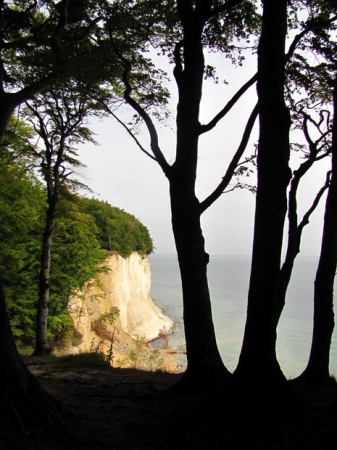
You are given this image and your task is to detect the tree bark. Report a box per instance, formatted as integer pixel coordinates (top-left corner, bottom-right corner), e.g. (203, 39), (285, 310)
(168, 0), (229, 388)
(299, 78), (337, 385)
(0, 93), (19, 137)
(0, 284), (64, 446)
(230, 0), (304, 410)
(170, 179), (228, 386)
(34, 206), (56, 355)
(236, 0), (290, 374)
(34, 137), (62, 355)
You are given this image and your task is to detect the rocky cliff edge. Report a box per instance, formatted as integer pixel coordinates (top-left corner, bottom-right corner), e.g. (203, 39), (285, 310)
(65, 253), (178, 372)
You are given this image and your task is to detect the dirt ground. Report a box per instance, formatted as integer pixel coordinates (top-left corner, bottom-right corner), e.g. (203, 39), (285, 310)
(3, 357), (337, 450)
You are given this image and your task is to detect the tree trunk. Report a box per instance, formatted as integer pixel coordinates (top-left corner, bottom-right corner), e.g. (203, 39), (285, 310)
(0, 284), (64, 446)
(236, 0), (290, 373)
(276, 149), (324, 324)
(169, 0), (229, 388)
(299, 79), (337, 386)
(230, 0), (304, 410)
(170, 179), (229, 387)
(34, 198), (57, 355)
(0, 93), (18, 137)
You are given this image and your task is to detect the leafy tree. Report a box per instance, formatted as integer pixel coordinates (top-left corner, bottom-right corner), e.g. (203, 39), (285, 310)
(0, 122), (45, 343)
(104, 0), (260, 388)
(0, 0), (109, 135)
(0, 128), (107, 348)
(265, 4), (337, 385)
(227, 0), (337, 409)
(47, 194), (107, 347)
(290, 15), (337, 385)
(0, 0), (157, 440)
(23, 83), (99, 355)
(0, 125), (63, 441)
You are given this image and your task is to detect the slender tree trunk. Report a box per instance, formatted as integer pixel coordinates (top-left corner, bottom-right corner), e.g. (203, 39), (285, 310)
(276, 151), (325, 323)
(34, 191), (57, 355)
(299, 79), (337, 385)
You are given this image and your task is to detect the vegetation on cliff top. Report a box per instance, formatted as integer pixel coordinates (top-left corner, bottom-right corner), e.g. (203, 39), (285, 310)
(79, 197), (153, 258)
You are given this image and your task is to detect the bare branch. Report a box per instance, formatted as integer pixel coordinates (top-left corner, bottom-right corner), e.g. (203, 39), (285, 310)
(298, 170), (331, 243)
(111, 42), (171, 175)
(200, 103), (258, 213)
(99, 101), (157, 161)
(199, 73), (257, 134)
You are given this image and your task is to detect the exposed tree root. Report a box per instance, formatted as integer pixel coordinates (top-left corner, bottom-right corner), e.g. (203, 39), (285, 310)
(166, 361), (231, 394)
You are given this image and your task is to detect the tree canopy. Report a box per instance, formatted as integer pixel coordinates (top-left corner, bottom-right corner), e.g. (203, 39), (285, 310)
(2, 0), (337, 447)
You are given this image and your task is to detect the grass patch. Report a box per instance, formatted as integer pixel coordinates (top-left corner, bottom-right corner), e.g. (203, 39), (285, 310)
(52, 352), (108, 369)
(21, 352), (108, 369)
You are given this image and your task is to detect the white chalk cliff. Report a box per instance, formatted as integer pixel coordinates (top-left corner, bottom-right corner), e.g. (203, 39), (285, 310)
(67, 253), (178, 372)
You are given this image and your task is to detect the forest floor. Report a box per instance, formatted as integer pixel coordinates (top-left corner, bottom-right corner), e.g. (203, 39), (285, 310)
(3, 355), (337, 450)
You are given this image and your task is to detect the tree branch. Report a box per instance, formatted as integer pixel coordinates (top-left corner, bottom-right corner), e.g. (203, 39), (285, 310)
(50, 0), (69, 56)
(297, 170), (331, 243)
(113, 48), (171, 175)
(173, 40), (184, 85)
(98, 100), (157, 162)
(199, 73), (257, 134)
(200, 103), (258, 213)
(286, 15), (337, 62)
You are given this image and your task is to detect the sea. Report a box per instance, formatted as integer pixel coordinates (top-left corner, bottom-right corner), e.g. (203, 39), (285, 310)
(149, 253), (337, 379)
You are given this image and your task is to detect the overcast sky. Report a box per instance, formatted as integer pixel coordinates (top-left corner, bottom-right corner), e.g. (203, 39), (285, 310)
(78, 51), (330, 258)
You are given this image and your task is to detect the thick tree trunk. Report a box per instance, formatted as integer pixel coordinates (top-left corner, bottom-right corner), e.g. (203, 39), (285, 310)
(169, 0), (229, 388)
(0, 93), (18, 137)
(236, 0), (290, 375)
(0, 284), (64, 446)
(170, 181), (229, 387)
(230, 0), (304, 410)
(299, 80), (337, 386)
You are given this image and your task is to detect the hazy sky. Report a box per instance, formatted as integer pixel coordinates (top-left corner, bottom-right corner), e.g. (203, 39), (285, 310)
(78, 51), (330, 258)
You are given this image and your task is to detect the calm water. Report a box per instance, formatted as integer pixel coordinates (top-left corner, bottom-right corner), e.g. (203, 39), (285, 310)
(149, 254), (337, 378)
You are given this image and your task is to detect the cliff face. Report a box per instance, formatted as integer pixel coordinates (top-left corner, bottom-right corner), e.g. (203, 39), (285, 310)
(67, 253), (178, 372)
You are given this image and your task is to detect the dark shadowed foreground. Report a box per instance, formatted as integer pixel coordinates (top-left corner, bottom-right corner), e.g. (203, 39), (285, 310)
(2, 356), (337, 450)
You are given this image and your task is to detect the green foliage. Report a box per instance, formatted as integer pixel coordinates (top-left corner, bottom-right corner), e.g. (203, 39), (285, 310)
(98, 307), (120, 327)
(1, 120), (154, 349)
(79, 197), (154, 257)
(0, 132), (46, 343)
(49, 352), (108, 369)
